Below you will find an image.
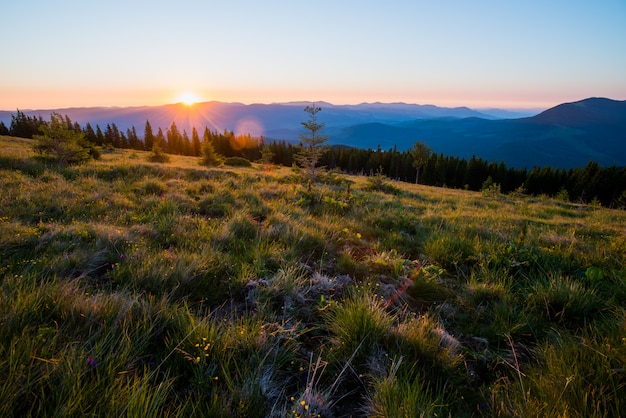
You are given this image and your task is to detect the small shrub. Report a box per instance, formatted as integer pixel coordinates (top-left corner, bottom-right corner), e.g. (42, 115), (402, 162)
(88, 146), (102, 160)
(365, 167), (400, 194)
(321, 195), (348, 213)
(509, 183), (526, 198)
(317, 168), (349, 186)
(555, 187), (570, 202)
(148, 142), (170, 163)
(224, 156), (252, 167)
(481, 176), (501, 197)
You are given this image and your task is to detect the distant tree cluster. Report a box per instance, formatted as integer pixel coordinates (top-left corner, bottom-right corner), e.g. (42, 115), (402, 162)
(32, 113), (100, 164)
(321, 146), (626, 207)
(4, 109), (626, 208)
(3, 110), (44, 138)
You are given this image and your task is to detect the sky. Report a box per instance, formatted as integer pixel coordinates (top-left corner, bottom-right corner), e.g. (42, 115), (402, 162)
(2, 0), (625, 111)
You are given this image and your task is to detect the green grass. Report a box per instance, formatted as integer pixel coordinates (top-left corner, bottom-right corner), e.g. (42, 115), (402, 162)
(1, 135), (626, 417)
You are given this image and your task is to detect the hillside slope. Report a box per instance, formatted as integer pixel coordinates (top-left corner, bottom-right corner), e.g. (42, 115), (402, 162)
(1, 137), (625, 416)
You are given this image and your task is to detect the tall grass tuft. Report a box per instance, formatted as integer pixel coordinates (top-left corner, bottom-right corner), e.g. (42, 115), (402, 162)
(367, 358), (447, 418)
(324, 289), (395, 361)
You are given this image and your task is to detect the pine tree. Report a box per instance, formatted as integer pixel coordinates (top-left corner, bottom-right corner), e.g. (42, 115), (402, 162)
(155, 127), (166, 151)
(127, 126), (140, 150)
(182, 130), (192, 155)
(0, 121), (9, 136)
(119, 132), (128, 149)
(167, 122), (182, 154)
(259, 142), (275, 170)
(295, 104), (328, 182)
(464, 155), (488, 190)
(84, 123), (97, 144)
(148, 127), (170, 163)
(199, 127), (224, 166)
(191, 127), (201, 157)
(104, 124), (114, 148)
(144, 120), (155, 151)
(111, 123), (122, 148)
(94, 125), (104, 146)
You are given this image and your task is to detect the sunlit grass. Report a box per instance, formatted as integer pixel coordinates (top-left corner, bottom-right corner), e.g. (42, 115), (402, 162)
(1, 136), (625, 416)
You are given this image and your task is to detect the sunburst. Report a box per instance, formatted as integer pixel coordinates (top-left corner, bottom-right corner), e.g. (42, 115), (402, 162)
(177, 92), (201, 106)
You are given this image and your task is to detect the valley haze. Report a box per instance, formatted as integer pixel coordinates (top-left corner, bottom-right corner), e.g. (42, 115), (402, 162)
(1, 97), (624, 169)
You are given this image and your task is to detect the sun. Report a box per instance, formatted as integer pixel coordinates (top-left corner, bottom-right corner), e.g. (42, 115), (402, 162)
(177, 92), (201, 106)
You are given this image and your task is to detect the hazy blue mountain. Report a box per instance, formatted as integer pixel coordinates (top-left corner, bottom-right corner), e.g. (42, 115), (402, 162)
(329, 98), (626, 168)
(1, 97), (623, 168)
(474, 108), (542, 119)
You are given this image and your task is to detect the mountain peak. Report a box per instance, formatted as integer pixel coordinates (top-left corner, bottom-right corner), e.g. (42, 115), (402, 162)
(532, 97), (626, 125)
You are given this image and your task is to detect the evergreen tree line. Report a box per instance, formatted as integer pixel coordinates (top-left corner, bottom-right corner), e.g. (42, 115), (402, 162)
(321, 146), (626, 207)
(3, 110), (625, 208)
(1, 111), (265, 160)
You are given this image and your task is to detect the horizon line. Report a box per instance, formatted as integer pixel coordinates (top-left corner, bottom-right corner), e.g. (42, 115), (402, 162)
(0, 98), (565, 113)
(2, 95), (623, 114)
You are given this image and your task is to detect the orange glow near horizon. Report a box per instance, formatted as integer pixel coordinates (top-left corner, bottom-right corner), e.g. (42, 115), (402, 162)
(161, 101), (227, 137)
(175, 92), (203, 106)
(0, 85), (576, 113)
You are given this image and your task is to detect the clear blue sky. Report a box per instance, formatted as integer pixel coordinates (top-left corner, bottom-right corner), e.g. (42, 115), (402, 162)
(2, 0), (625, 110)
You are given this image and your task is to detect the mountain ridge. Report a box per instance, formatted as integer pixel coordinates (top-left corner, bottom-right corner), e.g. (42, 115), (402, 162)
(0, 100), (528, 132)
(329, 98), (625, 168)
(1, 97), (623, 168)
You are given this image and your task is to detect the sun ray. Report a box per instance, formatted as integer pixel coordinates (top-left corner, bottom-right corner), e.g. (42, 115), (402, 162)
(177, 92), (201, 106)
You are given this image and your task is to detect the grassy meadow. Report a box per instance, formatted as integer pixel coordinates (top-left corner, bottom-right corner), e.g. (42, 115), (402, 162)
(1, 135), (625, 417)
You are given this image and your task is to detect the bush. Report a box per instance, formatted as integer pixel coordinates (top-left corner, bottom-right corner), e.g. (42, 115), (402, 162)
(224, 157), (252, 167)
(365, 167), (400, 194)
(148, 142), (170, 163)
(480, 176), (501, 197)
(199, 140), (224, 166)
(555, 187), (570, 202)
(33, 113), (94, 165)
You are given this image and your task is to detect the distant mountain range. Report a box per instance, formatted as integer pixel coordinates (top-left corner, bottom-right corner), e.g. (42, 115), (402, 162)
(0, 100), (519, 137)
(1, 98), (624, 168)
(329, 98), (626, 168)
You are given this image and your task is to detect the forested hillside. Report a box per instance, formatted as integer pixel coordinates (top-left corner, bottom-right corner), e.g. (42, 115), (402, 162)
(3, 109), (625, 208)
